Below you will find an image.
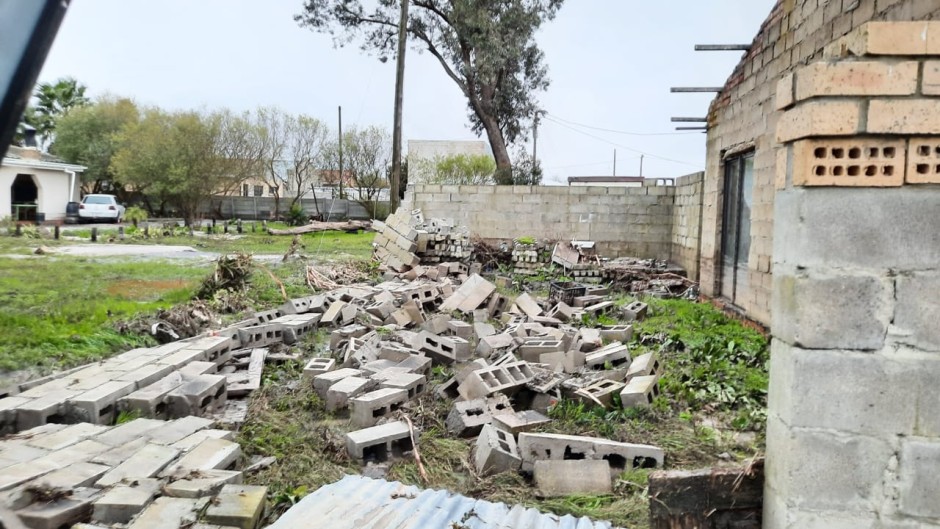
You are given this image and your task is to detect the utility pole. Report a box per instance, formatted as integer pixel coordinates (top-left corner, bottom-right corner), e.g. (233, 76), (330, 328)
(338, 105), (344, 200)
(613, 149), (617, 176)
(389, 0), (409, 212)
(639, 154), (644, 178)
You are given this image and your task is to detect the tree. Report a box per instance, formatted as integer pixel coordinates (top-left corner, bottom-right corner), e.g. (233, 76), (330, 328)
(53, 96), (139, 196)
(111, 108), (262, 223)
(284, 114), (330, 209)
(509, 148), (543, 185)
(24, 77), (90, 149)
(254, 107), (289, 219)
(296, 0), (563, 173)
(427, 153), (496, 185)
(342, 126), (391, 218)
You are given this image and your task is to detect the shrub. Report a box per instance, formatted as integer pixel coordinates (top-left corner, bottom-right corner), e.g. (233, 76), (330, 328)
(124, 206), (148, 226)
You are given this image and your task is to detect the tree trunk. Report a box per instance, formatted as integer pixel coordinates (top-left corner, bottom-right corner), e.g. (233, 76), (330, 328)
(478, 112), (512, 183)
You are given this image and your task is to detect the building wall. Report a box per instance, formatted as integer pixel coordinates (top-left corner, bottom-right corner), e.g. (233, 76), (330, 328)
(0, 165), (79, 221)
(699, 0), (940, 326)
(670, 172), (704, 279)
(407, 180), (704, 271)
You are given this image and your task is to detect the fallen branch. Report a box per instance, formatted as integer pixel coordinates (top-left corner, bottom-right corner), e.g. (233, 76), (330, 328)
(267, 220), (371, 235)
(400, 413), (428, 486)
(256, 263), (287, 301)
(306, 266), (339, 291)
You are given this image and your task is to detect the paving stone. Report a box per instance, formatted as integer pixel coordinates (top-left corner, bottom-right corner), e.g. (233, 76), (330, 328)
(92, 478), (162, 524)
(15, 487), (99, 529)
(127, 496), (209, 529)
(203, 484), (267, 529)
(162, 438), (241, 477)
(97, 443), (180, 487)
(163, 469), (243, 498)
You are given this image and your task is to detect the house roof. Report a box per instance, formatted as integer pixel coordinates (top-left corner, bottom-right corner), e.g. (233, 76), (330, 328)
(2, 145), (86, 172)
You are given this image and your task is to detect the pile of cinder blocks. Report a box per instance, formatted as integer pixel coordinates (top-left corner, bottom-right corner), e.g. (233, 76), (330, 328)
(372, 208), (472, 272)
(511, 241), (552, 276)
(0, 417), (266, 529)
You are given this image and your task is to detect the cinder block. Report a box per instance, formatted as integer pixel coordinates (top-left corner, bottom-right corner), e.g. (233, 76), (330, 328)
(476, 333), (516, 356)
(622, 301), (648, 321)
(113, 363), (176, 389)
(377, 372), (426, 399)
(518, 339), (564, 363)
(447, 320), (473, 339)
(146, 416), (215, 446)
(534, 460), (612, 496)
(325, 376), (375, 411)
(302, 358), (336, 384)
(794, 61), (918, 101)
(161, 438), (241, 477)
(25, 422), (109, 451)
(345, 421), (413, 461)
(97, 443), (179, 487)
(93, 418), (165, 447)
(491, 410), (552, 435)
(585, 342), (631, 370)
(906, 137), (940, 185)
(163, 469), (242, 499)
(21, 461), (110, 491)
(118, 372), (184, 420)
(457, 361), (535, 400)
(92, 478), (162, 524)
(312, 368), (363, 399)
(204, 484), (267, 529)
(166, 374), (227, 418)
(576, 379), (627, 408)
(599, 325), (633, 342)
(413, 331), (471, 364)
(791, 138), (905, 187)
(127, 497), (209, 529)
(620, 375), (661, 408)
(473, 424), (522, 476)
(445, 395), (513, 437)
(68, 380), (137, 424)
(236, 324), (284, 349)
(350, 388), (409, 428)
(330, 324), (369, 350)
(776, 100), (861, 143)
(16, 389), (79, 431)
(625, 352), (663, 382)
(395, 355), (432, 379)
(15, 487), (100, 529)
(518, 432), (664, 473)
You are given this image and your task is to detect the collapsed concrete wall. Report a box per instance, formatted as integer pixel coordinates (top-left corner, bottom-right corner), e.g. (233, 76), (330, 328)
(767, 20), (940, 529)
(407, 174), (704, 274)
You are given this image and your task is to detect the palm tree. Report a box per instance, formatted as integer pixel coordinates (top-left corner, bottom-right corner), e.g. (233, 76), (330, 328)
(22, 77), (89, 150)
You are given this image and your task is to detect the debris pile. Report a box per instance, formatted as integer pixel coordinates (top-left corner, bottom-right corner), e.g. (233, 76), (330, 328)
(372, 209), (472, 272)
(552, 241), (604, 282)
(511, 241), (552, 276)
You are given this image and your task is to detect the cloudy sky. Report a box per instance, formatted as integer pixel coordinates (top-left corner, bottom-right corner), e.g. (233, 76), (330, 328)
(39, 0), (774, 184)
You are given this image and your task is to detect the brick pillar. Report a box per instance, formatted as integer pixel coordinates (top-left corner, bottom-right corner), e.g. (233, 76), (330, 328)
(768, 22), (940, 528)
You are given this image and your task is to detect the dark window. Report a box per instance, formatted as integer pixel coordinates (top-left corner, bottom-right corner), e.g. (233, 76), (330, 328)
(253, 185), (263, 197)
(242, 183), (249, 197)
(268, 186), (277, 195)
(720, 153), (754, 304)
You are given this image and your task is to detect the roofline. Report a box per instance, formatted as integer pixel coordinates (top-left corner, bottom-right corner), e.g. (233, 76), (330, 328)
(2, 157), (86, 172)
(567, 176), (646, 183)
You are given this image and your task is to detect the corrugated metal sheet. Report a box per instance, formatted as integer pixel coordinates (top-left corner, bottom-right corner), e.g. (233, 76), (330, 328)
(268, 475), (618, 529)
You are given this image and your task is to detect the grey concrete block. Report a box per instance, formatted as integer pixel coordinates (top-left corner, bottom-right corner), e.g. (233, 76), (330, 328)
(326, 377), (375, 412)
(22, 461), (111, 491)
(773, 187), (940, 271)
(772, 271), (892, 350)
(576, 379), (627, 408)
(585, 342), (631, 370)
(476, 333), (515, 356)
(97, 443), (180, 487)
(457, 362), (535, 401)
(172, 429), (236, 452)
(413, 331), (471, 364)
(491, 410), (552, 434)
(620, 375), (660, 408)
(395, 355), (432, 378)
(166, 374), (227, 418)
(16, 389), (79, 431)
(313, 368), (363, 399)
(445, 395), (512, 438)
(127, 497), (209, 529)
(534, 460), (612, 496)
(68, 380), (137, 424)
(161, 438), (241, 477)
(377, 372), (426, 399)
(625, 352), (662, 382)
(350, 388), (409, 428)
(26, 423), (110, 451)
(301, 358), (335, 384)
(473, 424), (522, 476)
(898, 438), (940, 518)
(15, 487), (99, 529)
(92, 477), (162, 524)
(204, 484), (267, 529)
(345, 421), (413, 461)
(93, 418), (165, 447)
(518, 432), (664, 474)
(147, 416), (215, 445)
(163, 469), (242, 498)
(119, 372), (184, 420)
(894, 272), (940, 351)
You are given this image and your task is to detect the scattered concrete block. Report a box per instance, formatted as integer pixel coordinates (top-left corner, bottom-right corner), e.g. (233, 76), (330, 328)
(164, 469), (243, 498)
(236, 324), (284, 349)
(346, 421), (413, 461)
(204, 484), (267, 529)
(514, 293), (543, 318)
(413, 331), (471, 364)
(625, 352), (663, 382)
(162, 438), (241, 477)
(16, 389), (79, 430)
(26, 423), (110, 451)
(127, 497), (209, 529)
(395, 356), (432, 379)
(620, 375), (661, 408)
(179, 361), (218, 377)
(97, 443), (180, 487)
(491, 410), (552, 435)
(325, 377), (375, 412)
(575, 379), (627, 408)
(94, 418), (165, 447)
(599, 325), (633, 342)
(447, 320), (473, 339)
(330, 324), (369, 350)
(312, 368), (363, 399)
(445, 395), (512, 437)
(92, 478), (162, 524)
(68, 380), (137, 424)
(22, 461), (111, 492)
(350, 388), (409, 428)
(146, 416), (215, 446)
(227, 349), (265, 398)
(457, 362), (535, 400)
(439, 274), (496, 313)
(518, 432), (664, 473)
(167, 374), (227, 418)
(420, 314), (451, 335)
(474, 424), (522, 476)
(476, 333), (516, 356)
(119, 373), (184, 420)
(377, 372), (426, 399)
(546, 302), (575, 322)
(15, 487), (99, 529)
(583, 301), (615, 316)
(114, 363), (177, 389)
(585, 342), (631, 370)
(172, 429), (235, 452)
(377, 342), (416, 362)
(359, 359), (399, 376)
(578, 328), (603, 352)
(572, 295), (604, 307)
(622, 301), (648, 321)
(518, 339), (564, 363)
(534, 460), (612, 496)
(302, 358), (336, 384)
(0, 396), (31, 434)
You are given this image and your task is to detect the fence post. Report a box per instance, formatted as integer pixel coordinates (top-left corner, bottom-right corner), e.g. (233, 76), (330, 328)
(91, 227), (97, 242)
(53, 225), (60, 240)
(237, 220), (243, 234)
(206, 223), (211, 235)
(14, 225), (21, 237)
(118, 226), (125, 240)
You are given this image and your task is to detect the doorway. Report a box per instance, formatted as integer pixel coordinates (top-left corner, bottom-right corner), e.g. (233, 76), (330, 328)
(720, 153), (754, 304)
(11, 173), (39, 221)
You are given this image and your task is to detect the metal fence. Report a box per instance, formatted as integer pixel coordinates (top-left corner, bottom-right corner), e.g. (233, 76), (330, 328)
(200, 196), (387, 221)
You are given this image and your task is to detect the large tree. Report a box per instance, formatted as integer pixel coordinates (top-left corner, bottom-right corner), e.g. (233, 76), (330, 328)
(296, 0), (562, 175)
(52, 95), (139, 196)
(23, 77), (90, 149)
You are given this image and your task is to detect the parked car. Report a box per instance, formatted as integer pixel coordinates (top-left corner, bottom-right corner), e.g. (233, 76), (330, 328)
(78, 194), (125, 223)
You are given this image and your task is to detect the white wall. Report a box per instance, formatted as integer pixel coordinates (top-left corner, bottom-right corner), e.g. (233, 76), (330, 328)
(0, 165), (79, 221)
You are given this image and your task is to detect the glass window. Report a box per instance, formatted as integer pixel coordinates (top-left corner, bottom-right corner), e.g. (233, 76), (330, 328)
(720, 152), (755, 304)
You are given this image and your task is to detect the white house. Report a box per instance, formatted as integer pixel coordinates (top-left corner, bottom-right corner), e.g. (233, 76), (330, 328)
(0, 145), (85, 222)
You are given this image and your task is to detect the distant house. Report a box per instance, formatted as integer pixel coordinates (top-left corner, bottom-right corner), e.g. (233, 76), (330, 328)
(408, 140), (490, 184)
(0, 145), (85, 222)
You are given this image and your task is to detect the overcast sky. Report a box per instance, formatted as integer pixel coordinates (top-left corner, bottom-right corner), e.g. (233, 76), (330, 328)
(39, 0), (775, 184)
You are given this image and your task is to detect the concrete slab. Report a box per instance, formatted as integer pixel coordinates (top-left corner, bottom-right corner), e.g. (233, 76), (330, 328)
(147, 416), (215, 445)
(172, 429), (236, 452)
(15, 487), (99, 529)
(127, 496), (209, 529)
(92, 478), (162, 524)
(203, 484), (267, 529)
(162, 438), (241, 477)
(534, 460), (612, 496)
(97, 443), (180, 487)
(163, 469), (243, 499)
(26, 423), (110, 451)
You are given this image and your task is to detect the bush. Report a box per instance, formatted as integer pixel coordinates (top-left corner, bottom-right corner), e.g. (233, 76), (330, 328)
(124, 206), (148, 226)
(286, 203), (306, 226)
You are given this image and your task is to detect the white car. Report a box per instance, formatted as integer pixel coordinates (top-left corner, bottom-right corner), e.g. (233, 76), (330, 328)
(78, 194), (125, 223)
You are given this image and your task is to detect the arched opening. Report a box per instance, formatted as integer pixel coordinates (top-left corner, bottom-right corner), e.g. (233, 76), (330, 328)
(11, 174), (39, 221)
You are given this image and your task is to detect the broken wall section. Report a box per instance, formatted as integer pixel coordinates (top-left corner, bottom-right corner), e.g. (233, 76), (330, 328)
(406, 177), (704, 275)
(767, 20), (940, 529)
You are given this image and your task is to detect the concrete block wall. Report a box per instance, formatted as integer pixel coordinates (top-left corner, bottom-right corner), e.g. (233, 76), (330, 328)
(699, 0), (940, 326)
(766, 20), (940, 529)
(669, 172), (703, 279)
(407, 181), (697, 268)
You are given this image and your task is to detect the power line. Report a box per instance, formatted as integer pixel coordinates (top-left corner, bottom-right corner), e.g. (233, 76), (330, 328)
(545, 112), (703, 137)
(542, 116), (701, 168)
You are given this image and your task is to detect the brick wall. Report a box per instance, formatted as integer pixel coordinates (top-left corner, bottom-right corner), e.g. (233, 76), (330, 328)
(669, 172), (704, 279)
(407, 182), (703, 268)
(699, 0), (940, 326)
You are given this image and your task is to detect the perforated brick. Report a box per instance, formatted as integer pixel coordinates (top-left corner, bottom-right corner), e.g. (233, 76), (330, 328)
(906, 137), (940, 184)
(792, 138), (905, 187)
